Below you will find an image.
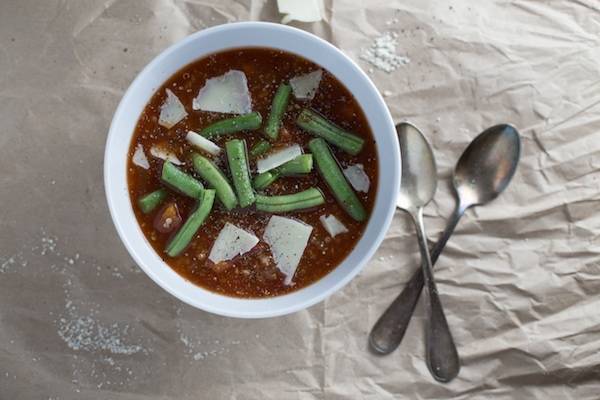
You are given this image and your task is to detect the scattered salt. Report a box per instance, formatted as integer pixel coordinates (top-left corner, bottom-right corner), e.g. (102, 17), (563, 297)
(40, 235), (58, 255)
(360, 32), (410, 73)
(58, 314), (143, 355)
(0, 253), (28, 273)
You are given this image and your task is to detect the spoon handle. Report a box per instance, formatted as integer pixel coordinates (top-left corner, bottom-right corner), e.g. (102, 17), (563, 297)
(412, 207), (460, 382)
(369, 205), (465, 356)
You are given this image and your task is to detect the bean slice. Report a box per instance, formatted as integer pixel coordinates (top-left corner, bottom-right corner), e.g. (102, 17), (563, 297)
(138, 188), (168, 214)
(264, 84), (292, 140)
(297, 108), (365, 155)
(161, 161), (204, 198)
(253, 170), (281, 190)
(200, 112), (262, 139)
(308, 138), (367, 221)
(249, 140), (271, 158)
(191, 153), (238, 210)
(226, 139), (255, 207)
(256, 188), (325, 213)
(277, 154), (313, 175)
(165, 189), (216, 257)
(253, 154), (313, 190)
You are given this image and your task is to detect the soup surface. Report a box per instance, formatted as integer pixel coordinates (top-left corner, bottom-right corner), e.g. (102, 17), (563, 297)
(128, 48), (378, 297)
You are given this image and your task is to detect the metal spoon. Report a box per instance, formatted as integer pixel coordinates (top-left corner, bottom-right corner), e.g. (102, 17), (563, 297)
(369, 124), (521, 379)
(392, 122), (459, 383)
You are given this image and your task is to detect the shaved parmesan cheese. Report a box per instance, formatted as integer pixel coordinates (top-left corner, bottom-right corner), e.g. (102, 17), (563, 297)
(319, 214), (348, 237)
(192, 70), (252, 114)
(277, 0), (323, 24)
(264, 216), (313, 285)
(209, 223), (259, 263)
(343, 164), (370, 193)
(150, 145), (183, 165)
(256, 145), (302, 174)
(186, 131), (221, 156)
(159, 89), (188, 129)
(290, 70), (322, 100)
(132, 144), (149, 169)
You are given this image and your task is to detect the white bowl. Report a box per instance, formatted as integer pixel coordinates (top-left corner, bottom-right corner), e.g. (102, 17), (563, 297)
(104, 22), (400, 318)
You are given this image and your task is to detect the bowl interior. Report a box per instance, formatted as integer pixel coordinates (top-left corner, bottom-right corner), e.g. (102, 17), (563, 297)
(104, 22), (400, 318)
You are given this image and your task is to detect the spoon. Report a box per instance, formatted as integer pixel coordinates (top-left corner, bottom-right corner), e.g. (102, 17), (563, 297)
(392, 122), (459, 383)
(369, 124), (521, 378)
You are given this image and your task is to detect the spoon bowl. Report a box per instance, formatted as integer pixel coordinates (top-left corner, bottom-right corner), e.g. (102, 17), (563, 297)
(396, 122), (437, 210)
(453, 124), (520, 207)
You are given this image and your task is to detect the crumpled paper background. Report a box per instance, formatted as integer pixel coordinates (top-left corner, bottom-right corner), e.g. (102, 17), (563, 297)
(1, 0), (600, 398)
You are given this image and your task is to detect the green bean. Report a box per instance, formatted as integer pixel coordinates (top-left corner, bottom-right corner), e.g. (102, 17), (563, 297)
(252, 154), (313, 190)
(200, 112), (262, 139)
(308, 138), (367, 221)
(191, 153), (238, 210)
(225, 139), (255, 207)
(264, 84), (292, 140)
(277, 154), (313, 175)
(253, 170), (281, 190)
(161, 161), (204, 198)
(249, 140), (271, 158)
(296, 108), (365, 155)
(166, 189), (216, 257)
(137, 188), (168, 214)
(256, 188), (325, 213)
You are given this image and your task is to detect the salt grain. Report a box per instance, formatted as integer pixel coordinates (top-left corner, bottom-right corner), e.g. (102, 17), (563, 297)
(360, 32), (410, 73)
(0, 253), (28, 273)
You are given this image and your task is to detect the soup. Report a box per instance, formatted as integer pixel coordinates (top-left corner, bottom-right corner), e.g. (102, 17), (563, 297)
(127, 48), (378, 298)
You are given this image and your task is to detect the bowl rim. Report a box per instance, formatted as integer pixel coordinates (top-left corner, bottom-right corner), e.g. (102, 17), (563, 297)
(104, 21), (400, 318)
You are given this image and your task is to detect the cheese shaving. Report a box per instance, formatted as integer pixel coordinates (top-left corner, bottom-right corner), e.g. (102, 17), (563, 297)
(192, 70), (252, 114)
(132, 144), (149, 169)
(186, 131), (221, 156)
(319, 215), (348, 237)
(256, 145), (302, 174)
(158, 89), (188, 128)
(264, 216), (313, 285)
(277, 0), (324, 24)
(209, 223), (259, 263)
(343, 164), (370, 193)
(290, 70), (322, 100)
(150, 145), (183, 165)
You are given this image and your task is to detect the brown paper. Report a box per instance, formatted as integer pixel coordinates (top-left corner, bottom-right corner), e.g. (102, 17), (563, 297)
(2, 0), (600, 398)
